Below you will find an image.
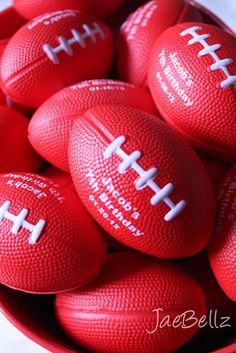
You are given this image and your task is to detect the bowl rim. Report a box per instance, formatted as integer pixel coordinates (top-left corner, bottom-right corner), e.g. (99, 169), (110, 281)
(0, 304), (79, 353)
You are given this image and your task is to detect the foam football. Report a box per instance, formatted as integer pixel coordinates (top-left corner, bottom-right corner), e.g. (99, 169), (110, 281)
(56, 252), (206, 353)
(0, 173), (106, 293)
(118, 0), (202, 87)
(208, 163), (236, 302)
(0, 5), (25, 40)
(0, 106), (41, 172)
(29, 79), (156, 171)
(0, 90), (5, 105)
(1, 9), (113, 108)
(148, 22), (236, 162)
(13, 0), (124, 20)
(42, 167), (77, 195)
(0, 38), (8, 60)
(0, 39), (9, 105)
(179, 251), (236, 338)
(69, 105), (215, 258)
(200, 156), (228, 194)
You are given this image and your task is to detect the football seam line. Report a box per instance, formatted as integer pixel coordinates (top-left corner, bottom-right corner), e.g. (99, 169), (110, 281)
(31, 111), (84, 127)
(55, 305), (204, 317)
(2, 55), (49, 104)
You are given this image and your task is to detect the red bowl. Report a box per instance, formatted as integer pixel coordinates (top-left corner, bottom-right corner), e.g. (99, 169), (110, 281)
(0, 284), (80, 353)
(0, 284), (235, 353)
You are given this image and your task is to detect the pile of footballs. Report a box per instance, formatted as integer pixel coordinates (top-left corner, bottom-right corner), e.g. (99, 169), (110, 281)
(0, 0), (235, 352)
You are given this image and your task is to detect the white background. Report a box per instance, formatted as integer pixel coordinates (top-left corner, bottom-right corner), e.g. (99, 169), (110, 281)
(0, 0), (235, 352)
(0, 314), (49, 353)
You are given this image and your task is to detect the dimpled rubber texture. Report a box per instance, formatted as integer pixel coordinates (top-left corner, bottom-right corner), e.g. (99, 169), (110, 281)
(148, 22), (236, 162)
(117, 0), (202, 88)
(208, 164), (236, 302)
(0, 172), (106, 294)
(28, 79), (157, 172)
(0, 106), (41, 173)
(69, 105), (215, 258)
(13, 0), (124, 19)
(0, 9), (113, 108)
(55, 252), (206, 353)
(0, 39), (9, 105)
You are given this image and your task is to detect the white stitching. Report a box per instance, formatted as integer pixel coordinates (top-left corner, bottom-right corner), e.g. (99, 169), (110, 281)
(104, 136), (186, 221)
(43, 22), (105, 64)
(180, 26), (236, 89)
(0, 201), (46, 245)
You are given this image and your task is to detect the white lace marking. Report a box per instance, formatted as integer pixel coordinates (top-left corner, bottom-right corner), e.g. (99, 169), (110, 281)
(104, 136), (186, 221)
(0, 201), (46, 245)
(43, 22), (105, 64)
(119, 151), (141, 174)
(180, 26), (236, 88)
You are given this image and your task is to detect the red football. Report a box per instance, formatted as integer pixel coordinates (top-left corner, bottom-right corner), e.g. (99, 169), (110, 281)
(42, 167), (77, 195)
(5, 96), (35, 117)
(0, 5), (25, 40)
(0, 38), (8, 61)
(178, 251), (236, 338)
(0, 39), (9, 105)
(69, 105), (215, 258)
(1, 9), (113, 108)
(56, 252), (206, 353)
(0, 172), (106, 293)
(0, 106), (41, 173)
(106, 0), (147, 38)
(148, 22), (236, 162)
(200, 156), (228, 194)
(208, 163), (236, 302)
(42, 167), (134, 253)
(13, 0), (124, 20)
(117, 0), (202, 88)
(28, 79), (157, 171)
(0, 90), (5, 105)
